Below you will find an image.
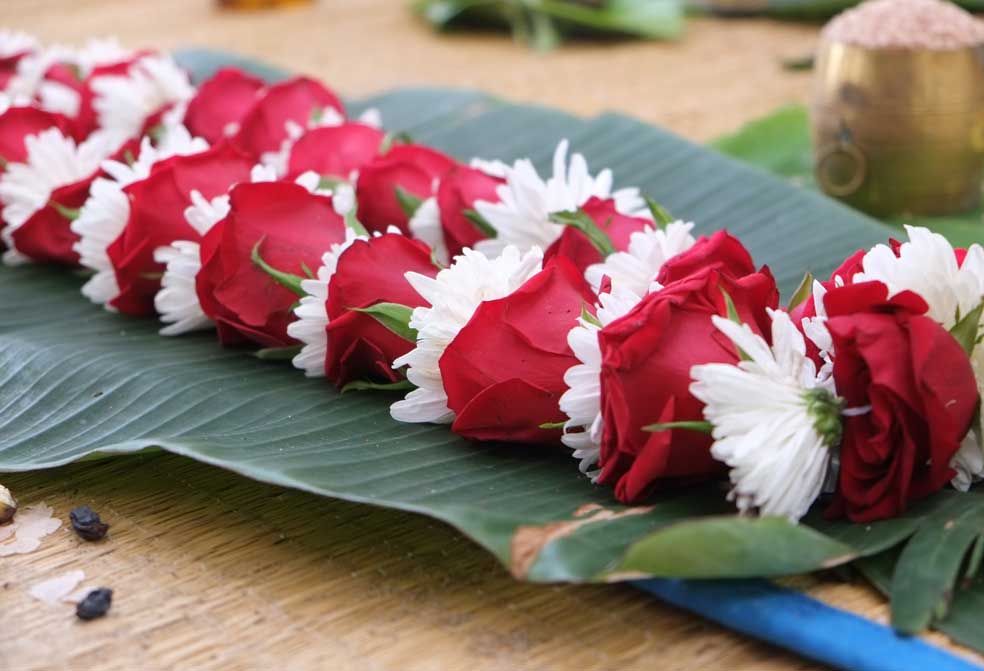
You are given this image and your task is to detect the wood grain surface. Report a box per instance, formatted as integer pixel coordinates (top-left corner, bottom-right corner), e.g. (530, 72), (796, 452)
(0, 2), (979, 669)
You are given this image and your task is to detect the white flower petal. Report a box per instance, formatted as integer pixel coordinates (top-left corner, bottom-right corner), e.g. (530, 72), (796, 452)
(390, 246), (543, 424)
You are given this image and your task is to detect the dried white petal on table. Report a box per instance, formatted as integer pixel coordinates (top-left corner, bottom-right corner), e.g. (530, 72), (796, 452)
(28, 570), (86, 605)
(0, 484), (16, 524)
(0, 502), (62, 556)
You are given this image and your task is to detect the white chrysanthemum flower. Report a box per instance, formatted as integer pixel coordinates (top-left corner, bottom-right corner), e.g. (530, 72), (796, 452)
(90, 54), (194, 143)
(7, 38), (132, 117)
(559, 283), (644, 479)
(153, 164), (343, 335)
(469, 157), (510, 178)
(691, 309), (841, 522)
(261, 107), (382, 177)
(473, 140), (647, 258)
(0, 128), (114, 264)
(73, 124), (208, 307)
(829, 225), (984, 490)
(407, 196), (445, 264)
(584, 221), (696, 297)
(0, 30), (38, 59)
(153, 163), (280, 334)
(390, 246), (544, 424)
(154, 241), (211, 336)
(288, 227), (369, 376)
(855, 225), (984, 328)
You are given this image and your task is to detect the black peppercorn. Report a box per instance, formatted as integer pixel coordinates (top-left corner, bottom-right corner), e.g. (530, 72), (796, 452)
(76, 588), (113, 620)
(69, 506), (109, 541)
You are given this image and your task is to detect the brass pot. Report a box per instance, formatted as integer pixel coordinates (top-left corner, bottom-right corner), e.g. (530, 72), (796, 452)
(812, 40), (984, 217)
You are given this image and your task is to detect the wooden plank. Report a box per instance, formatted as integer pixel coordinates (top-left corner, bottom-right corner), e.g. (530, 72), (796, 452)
(2, 2), (975, 668)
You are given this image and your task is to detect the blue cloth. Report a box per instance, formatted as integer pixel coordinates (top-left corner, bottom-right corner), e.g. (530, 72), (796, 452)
(634, 579), (983, 671)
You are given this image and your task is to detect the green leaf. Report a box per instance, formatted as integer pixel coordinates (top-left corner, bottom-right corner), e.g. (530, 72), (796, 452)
(538, 421), (566, 430)
(580, 304), (602, 328)
(951, 302), (984, 357)
(342, 202), (369, 237)
(549, 209), (616, 256)
(714, 104), (984, 248)
(254, 346), (302, 361)
(781, 53), (814, 71)
(395, 186), (424, 219)
(340, 379), (414, 394)
(50, 202), (81, 221)
(463, 208), (497, 238)
(379, 130), (413, 154)
(645, 196), (674, 227)
(352, 302), (417, 342)
(413, 0), (683, 48)
(786, 272), (814, 312)
(609, 516), (856, 579)
(643, 420), (713, 435)
(250, 239), (306, 298)
(891, 496), (984, 634)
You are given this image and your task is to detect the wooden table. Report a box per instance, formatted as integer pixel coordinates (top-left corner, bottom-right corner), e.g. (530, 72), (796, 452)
(1, 2), (978, 669)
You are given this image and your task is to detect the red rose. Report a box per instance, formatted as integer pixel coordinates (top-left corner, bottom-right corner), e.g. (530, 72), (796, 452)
(197, 181), (348, 348)
(823, 281), (978, 522)
(545, 196), (651, 273)
(6, 138), (139, 266)
(355, 144), (456, 235)
(440, 258), (596, 444)
(0, 106), (72, 168)
(57, 59), (130, 138)
(232, 76), (344, 158)
(596, 265), (779, 503)
(285, 122), (386, 181)
(107, 142), (254, 316)
(791, 249), (866, 324)
(183, 67), (266, 144)
(322, 233), (437, 386)
(655, 229), (757, 286)
(0, 45), (34, 91)
(434, 165), (503, 258)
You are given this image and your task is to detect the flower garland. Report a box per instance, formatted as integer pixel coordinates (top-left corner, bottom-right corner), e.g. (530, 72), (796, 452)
(2, 35), (983, 526)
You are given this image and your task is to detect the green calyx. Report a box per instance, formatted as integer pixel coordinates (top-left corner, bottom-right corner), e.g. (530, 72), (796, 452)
(644, 196), (674, 228)
(251, 238), (308, 298)
(803, 387), (844, 450)
(50, 202), (81, 221)
(351, 302), (417, 343)
(463, 208), (497, 238)
(395, 186), (424, 218)
(549, 209), (616, 257)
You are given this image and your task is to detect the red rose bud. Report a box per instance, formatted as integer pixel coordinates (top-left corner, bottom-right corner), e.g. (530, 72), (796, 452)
(440, 258), (596, 444)
(596, 266), (779, 503)
(655, 229), (758, 286)
(0, 106), (72, 169)
(183, 67), (267, 145)
(790, 249), (867, 324)
(60, 57), (139, 139)
(545, 196), (651, 273)
(286, 122), (386, 181)
(232, 76), (345, 158)
(4, 137), (139, 266)
(0, 38), (35, 90)
(355, 144), (456, 235)
(322, 233), (438, 386)
(107, 142), (254, 316)
(435, 165), (503, 258)
(196, 181), (349, 348)
(823, 281), (978, 522)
